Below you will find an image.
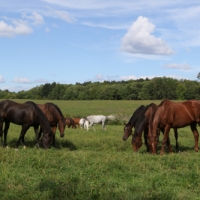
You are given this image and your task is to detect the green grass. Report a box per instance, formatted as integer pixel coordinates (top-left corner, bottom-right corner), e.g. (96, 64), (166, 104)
(0, 100), (200, 200)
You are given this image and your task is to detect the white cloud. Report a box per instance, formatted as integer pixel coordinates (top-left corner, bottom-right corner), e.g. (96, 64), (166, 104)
(49, 10), (75, 23)
(164, 63), (191, 70)
(0, 75), (5, 83)
(0, 20), (32, 37)
(13, 77), (31, 83)
(22, 12), (44, 25)
(94, 74), (104, 81)
(121, 16), (173, 55)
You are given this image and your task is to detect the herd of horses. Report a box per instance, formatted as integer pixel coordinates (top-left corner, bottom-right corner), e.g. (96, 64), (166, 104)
(1, 99), (200, 154)
(123, 99), (200, 155)
(0, 99), (114, 149)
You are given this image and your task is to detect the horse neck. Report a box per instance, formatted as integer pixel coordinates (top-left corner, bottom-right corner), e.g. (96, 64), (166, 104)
(37, 114), (52, 133)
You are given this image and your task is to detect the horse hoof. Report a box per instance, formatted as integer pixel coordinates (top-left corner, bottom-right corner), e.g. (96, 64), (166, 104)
(23, 146), (26, 149)
(15, 148), (19, 151)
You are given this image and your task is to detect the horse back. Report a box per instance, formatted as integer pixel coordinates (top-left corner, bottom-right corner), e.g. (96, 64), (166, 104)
(0, 100), (38, 125)
(154, 100), (200, 127)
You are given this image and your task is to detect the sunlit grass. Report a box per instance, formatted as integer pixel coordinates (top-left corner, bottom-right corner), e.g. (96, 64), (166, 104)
(0, 99), (200, 199)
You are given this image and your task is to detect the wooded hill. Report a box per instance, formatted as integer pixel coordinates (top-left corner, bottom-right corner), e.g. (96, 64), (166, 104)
(1, 77), (200, 100)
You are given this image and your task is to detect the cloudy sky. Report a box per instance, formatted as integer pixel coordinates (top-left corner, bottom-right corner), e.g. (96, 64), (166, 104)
(0, 0), (200, 92)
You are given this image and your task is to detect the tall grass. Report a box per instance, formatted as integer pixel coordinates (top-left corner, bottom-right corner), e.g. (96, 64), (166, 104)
(0, 100), (199, 199)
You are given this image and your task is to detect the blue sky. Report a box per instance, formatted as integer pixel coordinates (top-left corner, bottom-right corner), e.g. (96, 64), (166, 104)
(0, 1), (200, 92)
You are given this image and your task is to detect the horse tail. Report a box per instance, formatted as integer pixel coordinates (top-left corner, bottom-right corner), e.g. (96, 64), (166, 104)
(106, 115), (115, 121)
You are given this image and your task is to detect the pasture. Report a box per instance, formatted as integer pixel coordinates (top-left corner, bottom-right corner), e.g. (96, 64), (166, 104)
(0, 99), (200, 200)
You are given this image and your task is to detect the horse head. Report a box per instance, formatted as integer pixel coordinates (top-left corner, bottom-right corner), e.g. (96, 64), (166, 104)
(41, 131), (54, 149)
(131, 132), (143, 152)
(122, 122), (133, 141)
(57, 118), (66, 138)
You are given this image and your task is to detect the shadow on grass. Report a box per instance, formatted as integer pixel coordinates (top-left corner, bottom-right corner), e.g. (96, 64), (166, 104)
(5, 138), (77, 151)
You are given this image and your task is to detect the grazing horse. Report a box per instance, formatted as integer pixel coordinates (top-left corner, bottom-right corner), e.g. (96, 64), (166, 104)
(37, 103), (66, 146)
(65, 117), (77, 129)
(72, 118), (89, 130)
(86, 115), (108, 131)
(148, 100), (200, 155)
(0, 100), (53, 149)
(123, 103), (179, 153)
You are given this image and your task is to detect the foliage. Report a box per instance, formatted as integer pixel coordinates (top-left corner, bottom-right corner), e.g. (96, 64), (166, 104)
(1, 77), (200, 100)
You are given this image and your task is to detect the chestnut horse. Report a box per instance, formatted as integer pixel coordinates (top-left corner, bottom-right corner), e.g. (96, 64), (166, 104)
(37, 103), (66, 146)
(0, 100), (53, 149)
(65, 117), (77, 129)
(148, 100), (200, 155)
(123, 103), (179, 153)
(72, 118), (89, 130)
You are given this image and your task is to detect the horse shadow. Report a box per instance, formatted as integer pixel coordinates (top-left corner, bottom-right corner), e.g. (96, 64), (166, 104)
(55, 139), (77, 150)
(4, 138), (77, 151)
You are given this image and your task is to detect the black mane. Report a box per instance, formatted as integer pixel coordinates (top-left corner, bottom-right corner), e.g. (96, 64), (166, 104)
(128, 105), (146, 127)
(46, 103), (64, 118)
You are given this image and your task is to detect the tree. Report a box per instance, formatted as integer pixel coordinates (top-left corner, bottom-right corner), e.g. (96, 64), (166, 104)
(197, 72), (200, 80)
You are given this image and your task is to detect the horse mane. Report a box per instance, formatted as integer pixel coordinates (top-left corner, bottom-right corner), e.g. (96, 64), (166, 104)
(45, 103), (64, 118)
(24, 101), (51, 128)
(128, 105), (146, 126)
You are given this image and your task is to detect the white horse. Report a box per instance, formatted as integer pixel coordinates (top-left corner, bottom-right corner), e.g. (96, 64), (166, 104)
(84, 120), (89, 131)
(79, 118), (89, 131)
(86, 115), (115, 131)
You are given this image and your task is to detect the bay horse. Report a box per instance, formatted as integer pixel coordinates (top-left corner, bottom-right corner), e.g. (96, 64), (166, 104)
(148, 100), (200, 155)
(65, 117), (77, 129)
(0, 100), (53, 149)
(86, 115), (115, 131)
(37, 103), (66, 146)
(123, 103), (179, 153)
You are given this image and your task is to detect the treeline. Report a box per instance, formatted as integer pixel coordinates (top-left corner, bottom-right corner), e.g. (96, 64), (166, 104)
(1, 77), (200, 100)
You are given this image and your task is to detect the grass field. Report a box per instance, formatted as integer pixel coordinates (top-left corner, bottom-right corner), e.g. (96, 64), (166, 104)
(0, 99), (200, 200)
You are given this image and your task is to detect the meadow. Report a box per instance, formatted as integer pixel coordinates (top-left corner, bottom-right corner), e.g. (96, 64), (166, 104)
(0, 99), (200, 200)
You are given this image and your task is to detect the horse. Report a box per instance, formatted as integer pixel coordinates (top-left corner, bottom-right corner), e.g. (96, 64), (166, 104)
(86, 115), (115, 131)
(148, 100), (200, 155)
(72, 118), (89, 130)
(123, 103), (179, 153)
(83, 119), (89, 131)
(72, 118), (82, 128)
(65, 117), (77, 129)
(0, 100), (53, 149)
(37, 103), (66, 146)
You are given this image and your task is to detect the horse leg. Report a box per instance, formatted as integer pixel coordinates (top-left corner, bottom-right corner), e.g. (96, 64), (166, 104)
(38, 126), (43, 140)
(34, 125), (40, 148)
(144, 127), (150, 152)
(160, 126), (171, 155)
(15, 125), (30, 149)
(173, 128), (179, 152)
(0, 118), (4, 146)
(160, 127), (173, 153)
(190, 122), (199, 152)
(89, 121), (95, 131)
(51, 126), (56, 147)
(3, 120), (10, 147)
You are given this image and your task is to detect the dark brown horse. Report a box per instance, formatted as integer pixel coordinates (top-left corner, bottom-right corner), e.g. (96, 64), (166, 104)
(65, 117), (77, 129)
(37, 103), (66, 146)
(148, 100), (200, 155)
(123, 103), (179, 153)
(0, 100), (53, 149)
